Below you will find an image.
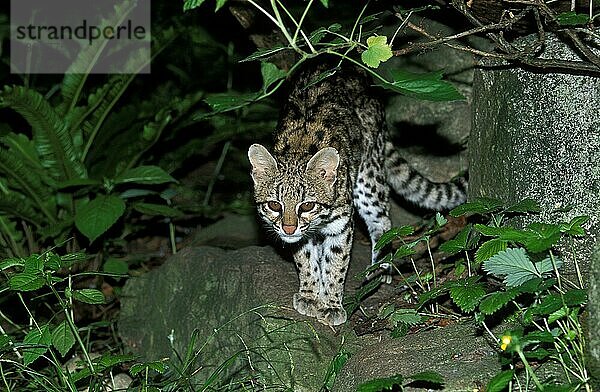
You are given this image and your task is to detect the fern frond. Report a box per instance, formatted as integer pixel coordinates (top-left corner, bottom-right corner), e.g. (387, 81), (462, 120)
(0, 147), (57, 223)
(0, 216), (26, 258)
(79, 28), (177, 162)
(0, 132), (58, 190)
(0, 191), (44, 225)
(59, 0), (143, 115)
(0, 86), (86, 180)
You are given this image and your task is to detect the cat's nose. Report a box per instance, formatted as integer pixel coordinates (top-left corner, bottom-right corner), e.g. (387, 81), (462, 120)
(282, 224), (297, 235)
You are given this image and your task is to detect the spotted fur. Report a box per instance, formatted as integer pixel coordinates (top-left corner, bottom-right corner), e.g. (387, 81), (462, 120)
(248, 62), (467, 326)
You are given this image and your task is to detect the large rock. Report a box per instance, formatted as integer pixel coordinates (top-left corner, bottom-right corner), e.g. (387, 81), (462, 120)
(333, 322), (499, 391)
(470, 34), (600, 275)
(183, 212), (265, 249)
(119, 245), (369, 391)
(119, 240), (510, 390)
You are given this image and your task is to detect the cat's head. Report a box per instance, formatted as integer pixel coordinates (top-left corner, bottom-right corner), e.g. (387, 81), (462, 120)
(248, 143), (339, 243)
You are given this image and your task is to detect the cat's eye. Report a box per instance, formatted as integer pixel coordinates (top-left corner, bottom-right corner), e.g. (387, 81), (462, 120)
(267, 201), (282, 212)
(299, 202), (315, 212)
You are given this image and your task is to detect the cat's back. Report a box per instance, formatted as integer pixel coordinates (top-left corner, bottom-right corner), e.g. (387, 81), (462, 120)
(273, 60), (384, 162)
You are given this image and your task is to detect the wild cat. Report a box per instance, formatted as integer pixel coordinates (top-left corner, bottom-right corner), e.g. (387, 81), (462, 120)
(248, 61), (467, 326)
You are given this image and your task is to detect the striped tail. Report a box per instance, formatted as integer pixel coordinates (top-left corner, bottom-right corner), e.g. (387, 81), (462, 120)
(384, 142), (467, 210)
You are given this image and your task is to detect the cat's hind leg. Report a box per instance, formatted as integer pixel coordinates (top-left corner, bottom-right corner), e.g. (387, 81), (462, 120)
(353, 159), (393, 282)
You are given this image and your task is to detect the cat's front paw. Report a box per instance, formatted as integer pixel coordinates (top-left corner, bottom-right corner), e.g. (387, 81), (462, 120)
(293, 293), (319, 317)
(316, 306), (347, 326)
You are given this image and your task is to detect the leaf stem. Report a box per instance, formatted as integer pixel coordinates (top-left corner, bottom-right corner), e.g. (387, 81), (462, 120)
(267, 0), (299, 52)
(203, 141), (230, 207)
(286, 0), (317, 53)
(516, 346), (544, 391)
(350, 1), (370, 42)
(324, 50), (390, 84)
(47, 282), (96, 375)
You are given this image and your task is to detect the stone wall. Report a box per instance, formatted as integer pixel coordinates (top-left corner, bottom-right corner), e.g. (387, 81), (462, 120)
(470, 34), (600, 275)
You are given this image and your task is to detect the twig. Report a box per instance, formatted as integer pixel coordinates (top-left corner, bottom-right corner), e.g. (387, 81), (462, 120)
(203, 141), (231, 207)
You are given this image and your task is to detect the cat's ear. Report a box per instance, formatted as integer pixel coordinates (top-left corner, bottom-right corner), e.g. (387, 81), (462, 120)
(306, 147), (339, 187)
(248, 144), (277, 184)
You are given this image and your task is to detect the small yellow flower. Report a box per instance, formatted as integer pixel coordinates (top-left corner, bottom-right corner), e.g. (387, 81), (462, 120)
(500, 335), (512, 351)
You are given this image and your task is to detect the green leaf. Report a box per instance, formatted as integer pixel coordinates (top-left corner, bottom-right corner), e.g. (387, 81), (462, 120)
(261, 62), (287, 92)
(130, 360), (168, 376)
(0, 147), (56, 221)
(479, 289), (519, 315)
(60, 252), (88, 267)
(392, 243), (417, 260)
(72, 289), (105, 304)
(344, 277), (381, 315)
(51, 320), (75, 357)
(56, 178), (102, 189)
(475, 239), (508, 264)
(215, 0), (228, 11)
(559, 215), (589, 236)
(484, 248), (542, 287)
(534, 256), (563, 277)
(357, 374), (404, 392)
(407, 371), (444, 386)
(72, 354), (137, 382)
(75, 195), (126, 243)
(0, 334), (10, 350)
(22, 325), (51, 366)
(435, 212), (448, 227)
(418, 283), (450, 307)
(449, 277), (486, 313)
(0, 85), (85, 180)
(24, 254), (44, 273)
(381, 69), (464, 102)
(361, 35), (393, 68)
(522, 330), (555, 345)
(439, 224), (471, 255)
(449, 197), (503, 217)
(203, 92), (259, 113)
(504, 198), (541, 213)
(323, 350), (350, 390)
(103, 258), (129, 275)
(388, 308), (421, 327)
(523, 223), (561, 252)
(183, 0), (205, 11)
(556, 11), (589, 26)
(548, 307), (569, 324)
(119, 189), (157, 199)
(0, 257), (24, 271)
(0, 132), (44, 171)
(518, 277), (545, 293)
(42, 252), (62, 271)
(114, 166), (176, 185)
(562, 289), (587, 306)
(319, 0), (329, 7)
(531, 294), (563, 316)
(486, 370), (514, 392)
(525, 348), (551, 360)
(240, 46), (288, 63)
(375, 225), (414, 250)
(474, 225), (530, 243)
(133, 202), (183, 218)
(308, 24), (341, 44)
(9, 272), (45, 291)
